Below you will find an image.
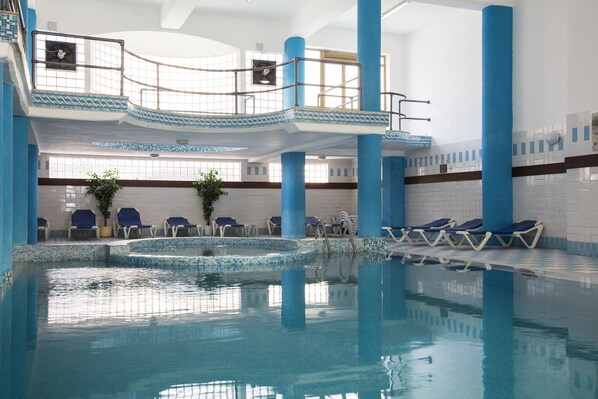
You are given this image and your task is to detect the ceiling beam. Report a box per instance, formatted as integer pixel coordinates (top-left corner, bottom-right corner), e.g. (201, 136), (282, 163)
(411, 0), (513, 11)
(287, 0), (355, 38)
(160, 0), (198, 30)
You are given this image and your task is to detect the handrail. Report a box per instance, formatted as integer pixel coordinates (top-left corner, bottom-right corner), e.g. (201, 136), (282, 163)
(31, 30), (363, 114)
(383, 91), (430, 131)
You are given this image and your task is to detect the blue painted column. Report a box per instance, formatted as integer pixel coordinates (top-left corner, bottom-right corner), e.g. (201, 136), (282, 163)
(27, 8), (36, 77)
(27, 145), (38, 244)
(283, 36), (305, 109)
(13, 117), (28, 245)
(357, 261), (382, 364)
(281, 267), (306, 330)
(357, 0), (382, 237)
(2, 82), (14, 277)
(482, 6), (513, 230)
(281, 152), (306, 239)
(382, 156), (405, 228)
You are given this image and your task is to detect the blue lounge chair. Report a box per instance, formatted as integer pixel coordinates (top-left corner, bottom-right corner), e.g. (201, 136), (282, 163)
(38, 217), (50, 240)
(164, 217), (202, 237)
(267, 216), (282, 235)
(412, 218), (483, 247)
(68, 209), (100, 239)
(456, 220), (544, 251)
(383, 218), (456, 243)
(213, 216), (250, 237)
(305, 216), (325, 237)
(115, 208), (157, 239)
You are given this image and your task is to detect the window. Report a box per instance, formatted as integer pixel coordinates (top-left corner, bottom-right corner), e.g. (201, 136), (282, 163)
(48, 156), (241, 182)
(268, 163), (329, 183)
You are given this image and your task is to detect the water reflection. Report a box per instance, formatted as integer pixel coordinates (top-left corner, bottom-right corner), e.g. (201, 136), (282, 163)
(1, 257), (598, 398)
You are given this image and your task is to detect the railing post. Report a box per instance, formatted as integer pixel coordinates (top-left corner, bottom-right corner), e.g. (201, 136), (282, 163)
(389, 93), (393, 130)
(31, 30), (36, 89)
(156, 63), (160, 110)
(234, 70), (238, 115)
(398, 98), (402, 131)
(294, 57), (299, 108)
(119, 40), (125, 96)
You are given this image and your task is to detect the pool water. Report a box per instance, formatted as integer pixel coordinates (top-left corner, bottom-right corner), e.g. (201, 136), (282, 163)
(138, 244), (294, 257)
(1, 256), (597, 398)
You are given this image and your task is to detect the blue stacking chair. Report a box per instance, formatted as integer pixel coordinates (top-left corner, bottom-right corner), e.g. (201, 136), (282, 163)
(68, 209), (100, 239)
(115, 208), (157, 239)
(164, 216), (202, 237)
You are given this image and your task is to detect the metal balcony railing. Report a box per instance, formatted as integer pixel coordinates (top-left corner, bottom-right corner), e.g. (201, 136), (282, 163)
(382, 91), (431, 131)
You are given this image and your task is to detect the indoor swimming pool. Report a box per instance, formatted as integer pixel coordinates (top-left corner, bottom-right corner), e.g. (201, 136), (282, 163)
(1, 255), (597, 398)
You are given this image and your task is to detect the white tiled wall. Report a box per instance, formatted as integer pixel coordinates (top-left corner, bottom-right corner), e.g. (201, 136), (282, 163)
(405, 180), (482, 226)
(405, 139), (482, 177)
(38, 185), (356, 235)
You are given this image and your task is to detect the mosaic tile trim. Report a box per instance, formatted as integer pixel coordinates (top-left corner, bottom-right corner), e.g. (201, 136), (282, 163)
(110, 237), (314, 267)
(128, 106), (389, 129)
(13, 243), (108, 263)
(32, 91), (129, 112)
(92, 141), (247, 153)
(0, 12), (18, 42)
(384, 130), (432, 147)
(296, 237), (386, 255)
(567, 241), (598, 258)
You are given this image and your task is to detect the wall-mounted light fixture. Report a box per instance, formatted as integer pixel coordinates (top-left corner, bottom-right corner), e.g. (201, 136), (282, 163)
(150, 153), (159, 158)
(544, 131), (560, 145)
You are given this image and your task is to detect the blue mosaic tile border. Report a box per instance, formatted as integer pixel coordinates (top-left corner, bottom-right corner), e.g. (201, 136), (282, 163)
(0, 12), (18, 42)
(110, 237), (314, 267)
(296, 237), (386, 255)
(32, 91), (129, 112)
(567, 241), (598, 258)
(384, 130), (432, 147)
(13, 243), (108, 263)
(128, 106), (389, 129)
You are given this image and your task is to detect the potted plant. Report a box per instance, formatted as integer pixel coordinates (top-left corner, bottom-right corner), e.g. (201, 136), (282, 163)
(193, 169), (227, 235)
(85, 169), (122, 237)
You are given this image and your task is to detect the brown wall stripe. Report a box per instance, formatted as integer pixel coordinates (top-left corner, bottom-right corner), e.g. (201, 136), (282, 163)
(38, 178), (357, 190)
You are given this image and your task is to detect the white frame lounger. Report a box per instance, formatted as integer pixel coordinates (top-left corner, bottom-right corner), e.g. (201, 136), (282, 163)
(383, 218), (456, 243)
(412, 219), (484, 247)
(456, 220), (544, 251)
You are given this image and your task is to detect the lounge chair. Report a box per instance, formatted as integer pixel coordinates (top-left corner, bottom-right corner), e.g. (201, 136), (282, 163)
(305, 216), (325, 237)
(114, 208), (157, 239)
(38, 218), (50, 240)
(267, 216), (282, 235)
(383, 218), (456, 243)
(412, 218), (483, 247)
(456, 220), (544, 251)
(68, 209), (100, 239)
(213, 216), (250, 237)
(339, 211), (357, 236)
(164, 217), (202, 237)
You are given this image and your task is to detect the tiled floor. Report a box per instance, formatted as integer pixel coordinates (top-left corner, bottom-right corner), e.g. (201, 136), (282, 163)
(386, 239), (598, 283)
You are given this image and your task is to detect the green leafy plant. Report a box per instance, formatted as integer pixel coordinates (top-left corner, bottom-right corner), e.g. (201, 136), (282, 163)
(193, 169), (228, 225)
(85, 169), (122, 226)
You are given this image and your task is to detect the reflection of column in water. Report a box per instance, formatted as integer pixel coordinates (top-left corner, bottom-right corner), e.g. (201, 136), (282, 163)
(27, 273), (38, 346)
(358, 262), (382, 364)
(0, 281), (14, 398)
(281, 267), (306, 330)
(382, 258), (406, 321)
(483, 270), (514, 399)
(11, 272), (28, 398)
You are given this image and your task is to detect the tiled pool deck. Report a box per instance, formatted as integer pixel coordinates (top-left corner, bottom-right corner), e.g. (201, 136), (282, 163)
(13, 236), (598, 283)
(387, 240), (598, 283)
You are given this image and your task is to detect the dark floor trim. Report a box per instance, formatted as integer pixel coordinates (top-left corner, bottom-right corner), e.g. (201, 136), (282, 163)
(565, 153), (598, 169)
(38, 178), (357, 190)
(405, 171), (482, 185)
(512, 163), (566, 177)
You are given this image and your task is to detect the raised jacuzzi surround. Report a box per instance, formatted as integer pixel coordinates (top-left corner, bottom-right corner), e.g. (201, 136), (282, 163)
(109, 237), (314, 267)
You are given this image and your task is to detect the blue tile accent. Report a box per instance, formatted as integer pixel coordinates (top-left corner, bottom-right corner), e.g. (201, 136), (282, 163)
(384, 131), (431, 147)
(37, 160), (40, 170)
(429, 156), (433, 165)
(452, 152), (457, 163)
(254, 166), (259, 175)
(337, 168), (341, 177)
(459, 152), (463, 162)
(246, 166), (251, 175)
(352, 168), (355, 176)
(424, 157), (428, 166)
(45, 160), (49, 170)
(446, 154), (451, 164)
(512, 144), (517, 156)
(521, 142), (526, 155)
(344, 168), (348, 177)
(465, 151), (469, 161)
(330, 168), (334, 176)
(409, 159), (412, 168)
(584, 125), (590, 141)
(472, 150), (476, 160)
(549, 143), (554, 152)
(538, 140), (544, 153)
(93, 141), (246, 153)
(33, 91), (129, 112)
(585, 243), (592, 257)
(414, 158), (418, 167)
(572, 127), (578, 143)
(0, 13), (18, 42)
(263, 167), (267, 175)
(435, 155), (439, 165)
(441, 154), (445, 164)
(529, 141), (535, 154)
(558, 139), (564, 150)
(592, 243), (598, 258)
(479, 148), (482, 158)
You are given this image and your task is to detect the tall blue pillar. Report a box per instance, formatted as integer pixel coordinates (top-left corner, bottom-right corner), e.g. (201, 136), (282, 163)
(27, 8), (36, 77)
(482, 6), (513, 230)
(382, 156), (405, 228)
(27, 145), (38, 244)
(281, 267), (306, 330)
(2, 82), (14, 277)
(281, 152), (305, 239)
(283, 36), (305, 109)
(357, 0), (382, 237)
(13, 117), (28, 245)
